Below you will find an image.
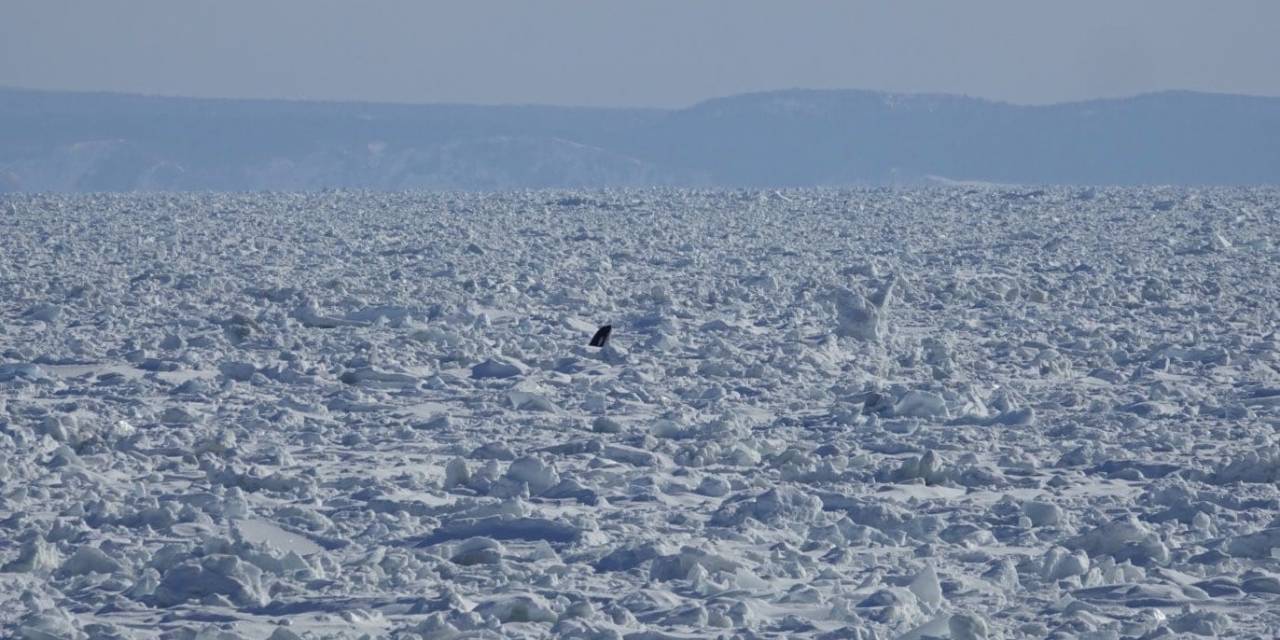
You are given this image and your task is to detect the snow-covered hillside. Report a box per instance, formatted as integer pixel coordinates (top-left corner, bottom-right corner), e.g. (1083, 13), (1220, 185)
(2, 188), (1280, 638)
(4, 88), (1279, 191)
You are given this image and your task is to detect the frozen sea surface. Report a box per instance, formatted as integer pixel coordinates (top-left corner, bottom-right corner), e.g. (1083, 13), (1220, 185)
(1, 188), (1279, 639)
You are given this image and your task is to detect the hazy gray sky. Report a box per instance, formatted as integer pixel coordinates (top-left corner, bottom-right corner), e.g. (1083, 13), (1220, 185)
(3, 0), (1278, 108)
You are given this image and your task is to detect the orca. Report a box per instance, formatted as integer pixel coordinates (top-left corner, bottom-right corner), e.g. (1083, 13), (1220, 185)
(589, 325), (612, 347)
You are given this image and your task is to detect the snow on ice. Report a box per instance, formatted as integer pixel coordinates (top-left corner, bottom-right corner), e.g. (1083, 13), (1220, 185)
(1, 187), (1279, 638)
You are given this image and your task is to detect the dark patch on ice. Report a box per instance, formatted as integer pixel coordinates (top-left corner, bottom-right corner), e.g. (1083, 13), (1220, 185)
(589, 324), (613, 347)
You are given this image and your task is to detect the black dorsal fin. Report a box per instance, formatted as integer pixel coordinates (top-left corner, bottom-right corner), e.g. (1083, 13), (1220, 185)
(589, 325), (612, 347)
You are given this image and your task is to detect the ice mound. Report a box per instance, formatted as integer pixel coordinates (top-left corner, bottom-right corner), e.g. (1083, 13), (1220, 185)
(908, 564), (944, 609)
(450, 537), (506, 566)
(218, 361), (258, 382)
(1065, 516), (1170, 565)
(892, 390), (949, 419)
(0, 363), (51, 383)
(885, 450), (951, 485)
(507, 389), (557, 412)
(416, 515), (582, 546)
(505, 455), (560, 495)
(949, 613), (991, 640)
(832, 287), (887, 342)
(1023, 501), (1064, 527)
(710, 487), (825, 527)
(291, 297), (367, 328)
(1040, 547), (1091, 580)
(649, 547), (744, 582)
(58, 545), (123, 577)
(1211, 447), (1280, 484)
(339, 366), (418, 387)
(153, 555), (270, 607)
(1227, 528), (1280, 559)
(2, 536), (61, 574)
(594, 542), (666, 572)
(17, 610), (85, 640)
(473, 593), (559, 624)
(471, 358), (526, 379)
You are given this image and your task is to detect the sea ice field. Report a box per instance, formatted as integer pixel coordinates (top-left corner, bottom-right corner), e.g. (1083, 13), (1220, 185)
(2, 188), (1280, 639)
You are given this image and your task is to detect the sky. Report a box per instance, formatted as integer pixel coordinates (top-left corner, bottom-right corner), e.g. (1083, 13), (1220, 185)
(3, 0), (1278, 108)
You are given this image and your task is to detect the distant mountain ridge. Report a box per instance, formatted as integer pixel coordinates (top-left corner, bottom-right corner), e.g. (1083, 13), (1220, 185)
(1, 86), (1277, 191)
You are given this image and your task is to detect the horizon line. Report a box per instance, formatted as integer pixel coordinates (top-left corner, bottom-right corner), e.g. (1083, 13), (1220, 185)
(4, 83), (1279, 112)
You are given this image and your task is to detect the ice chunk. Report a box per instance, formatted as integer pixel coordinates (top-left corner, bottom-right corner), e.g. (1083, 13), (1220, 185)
(1227, 528), (1280, 559)
(991, 407), (1035, 426)
(949, 612), (990, 640)
(471, 358), (525, 379)
(339, 366), (418, 387)
(1023, 501), (1063, 527)
(1044, 548), (1090, 579)
(506, 456), (560, 495)
(218, 361), (257, 382)
(0, 363), (50, 383)
(595, 542), (664, 572)
(893, 390), (949, 419)
(2, 535), (61, 573)
(451, 537), (505, 566)
(832, 288), (885, 342)
(889, 450), (950, 485)
(1212, 448), (1280, 484)
(508, 390), (556, 412)
(697, 476), (732, 497)
(267, 628), (305, 640)
(292, 298), (367, 328)
(153, 555), (270, 607)
(17, 610), (84, 640)
(473, 593), (558, 624)
(710, 487), (824, 527)
(415, 515), (582, 546)
(59, 545), (123, 577)
(650, 547), (743, 582)
(23, 303), (62, 323)
(1066, 515), (1169, 565)
(444, 458), (470, 489)
(592, 416), (623, 433)
(908, 564), (943, 609)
